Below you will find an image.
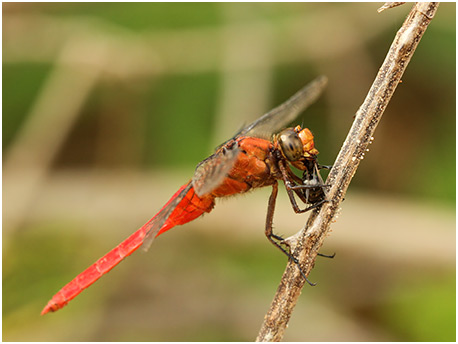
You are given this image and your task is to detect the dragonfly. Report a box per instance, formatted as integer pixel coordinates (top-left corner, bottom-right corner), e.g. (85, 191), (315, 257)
(41, 75), (329, 315)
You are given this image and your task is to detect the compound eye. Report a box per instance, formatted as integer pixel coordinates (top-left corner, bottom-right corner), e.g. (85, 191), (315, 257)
(278, 128), (303, 161)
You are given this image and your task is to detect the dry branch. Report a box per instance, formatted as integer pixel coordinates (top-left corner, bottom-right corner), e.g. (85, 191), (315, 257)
(256, 2), (440, 342)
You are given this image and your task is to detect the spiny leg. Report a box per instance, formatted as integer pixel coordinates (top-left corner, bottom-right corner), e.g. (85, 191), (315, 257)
(278, 159), (328, 213)
(265, 182), (316, 286)
(276, 160), (314, 205)
(276, 161), (335, 259)
(317, 252), (336, 258)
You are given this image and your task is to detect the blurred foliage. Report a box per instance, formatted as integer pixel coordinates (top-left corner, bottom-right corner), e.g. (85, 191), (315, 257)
(3, 3), (456, 203)
(378, 273), (455, 341)
(143, 73), (220, 166)
(3, 2), (455, 342)
(19, 2), (223, 30)
(3, 63), (53, 147)
(4, 220), (455, 341)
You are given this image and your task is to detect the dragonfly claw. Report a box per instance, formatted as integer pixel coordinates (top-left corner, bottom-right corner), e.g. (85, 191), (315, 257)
(317, 252), (336, 259)
(290, 256), (316, 286)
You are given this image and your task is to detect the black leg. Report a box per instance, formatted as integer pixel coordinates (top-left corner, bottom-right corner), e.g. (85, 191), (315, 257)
(288, 184), (331, 191)
(317, 252), (336, 258)
(264, 182), (316, 286)
(277, 159), (328, 213)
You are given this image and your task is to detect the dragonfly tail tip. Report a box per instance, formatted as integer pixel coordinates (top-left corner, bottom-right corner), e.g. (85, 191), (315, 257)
(41, 301), (59, 315)
(41, 306), (51, 316)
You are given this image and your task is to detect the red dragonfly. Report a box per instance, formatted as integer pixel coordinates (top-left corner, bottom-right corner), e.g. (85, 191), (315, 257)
(41, 76), (329, 315)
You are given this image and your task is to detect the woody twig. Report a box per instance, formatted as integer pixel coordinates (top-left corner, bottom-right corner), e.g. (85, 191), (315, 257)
(256, 3), (440, 341)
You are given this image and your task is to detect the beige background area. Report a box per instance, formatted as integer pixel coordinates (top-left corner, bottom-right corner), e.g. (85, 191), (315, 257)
(3, 2), (455, 341)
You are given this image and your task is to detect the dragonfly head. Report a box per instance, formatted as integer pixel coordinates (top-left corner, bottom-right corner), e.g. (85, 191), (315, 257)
(276, 125), (319, 163)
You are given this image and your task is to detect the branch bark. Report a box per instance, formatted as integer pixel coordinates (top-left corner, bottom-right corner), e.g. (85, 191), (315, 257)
(256, 3), (440, 342)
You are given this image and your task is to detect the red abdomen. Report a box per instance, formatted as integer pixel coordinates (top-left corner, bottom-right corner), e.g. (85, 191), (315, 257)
(41, 137), (276, 315)
(41, 184), (215, 315)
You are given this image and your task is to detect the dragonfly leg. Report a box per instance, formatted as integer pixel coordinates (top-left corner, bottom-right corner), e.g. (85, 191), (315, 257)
(287, 185), (331, 207)
(317, 252), (336, 258)
(284, 181), (328, 214)
(265, 182), (316, 286)
(277, 159), (328, 213)
(288, 184), (331, 191)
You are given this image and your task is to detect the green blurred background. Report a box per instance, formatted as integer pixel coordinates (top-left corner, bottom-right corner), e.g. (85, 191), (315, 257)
(3, 3), (455, 341)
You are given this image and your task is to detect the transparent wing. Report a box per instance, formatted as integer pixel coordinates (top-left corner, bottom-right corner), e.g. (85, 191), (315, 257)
(141, 182), (193, 251)
(189, 76), (327, 200)
(143, 142), (240, 250)
(192, 142), (240, 197)
(238, 75), (328, 140)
